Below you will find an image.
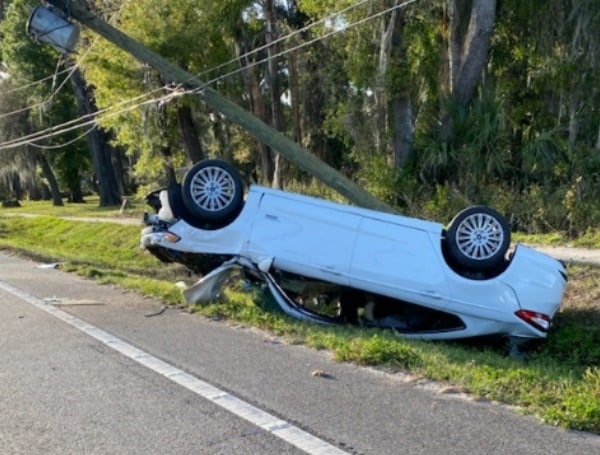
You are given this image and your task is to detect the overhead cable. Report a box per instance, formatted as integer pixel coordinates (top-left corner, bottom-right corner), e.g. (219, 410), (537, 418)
(0, 0), (419, 152)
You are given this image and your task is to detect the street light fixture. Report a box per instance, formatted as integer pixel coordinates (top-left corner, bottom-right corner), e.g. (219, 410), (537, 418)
(26, 5), (80, 53)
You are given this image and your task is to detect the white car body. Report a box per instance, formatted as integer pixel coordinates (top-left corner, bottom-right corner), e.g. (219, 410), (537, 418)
(141, 181), (567, 344)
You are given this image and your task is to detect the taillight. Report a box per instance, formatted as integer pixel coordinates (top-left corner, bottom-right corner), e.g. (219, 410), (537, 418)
(515, 310), (551, 332)
(162, 232), (181, 243)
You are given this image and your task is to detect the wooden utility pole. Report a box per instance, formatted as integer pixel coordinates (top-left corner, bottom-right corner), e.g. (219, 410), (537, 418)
(45, 0), (396, 214)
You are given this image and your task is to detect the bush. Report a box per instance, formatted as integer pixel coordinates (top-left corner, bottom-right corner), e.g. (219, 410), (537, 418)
(536, 323), (600, 368)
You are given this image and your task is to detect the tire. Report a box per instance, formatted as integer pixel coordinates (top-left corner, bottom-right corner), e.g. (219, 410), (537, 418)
(166, 182), (186, 219)
(445, 206), (511, 271)
(181, 160), (244, 227)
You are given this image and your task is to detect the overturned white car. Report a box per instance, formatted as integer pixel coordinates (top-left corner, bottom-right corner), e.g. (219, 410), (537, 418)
(141, 160), (567, 351)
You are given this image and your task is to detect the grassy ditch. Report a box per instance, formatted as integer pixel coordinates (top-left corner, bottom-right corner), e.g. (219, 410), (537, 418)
(0, 195), (145, 219)
(0, 211), (599, 433)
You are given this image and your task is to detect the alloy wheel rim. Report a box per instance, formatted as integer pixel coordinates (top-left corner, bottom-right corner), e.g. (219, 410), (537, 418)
(189, 166), (236, 212)
(455, 213), (504, 260)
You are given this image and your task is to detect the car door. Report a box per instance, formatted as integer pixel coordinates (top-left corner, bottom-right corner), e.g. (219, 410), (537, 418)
(349, 217), (451, 309)
(246, 191), (359, 285)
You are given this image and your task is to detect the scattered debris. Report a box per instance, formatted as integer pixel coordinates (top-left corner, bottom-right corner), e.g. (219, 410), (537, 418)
(43, 295), (62, 304)
(36, 262), (63, 269)
(437, 386), (468, 395)
(58, 299), (104, 306)
(263, 336), (282, 344)
(145, 306), (167, 317)
(311, 369), (334, 379)
(42, 295), (105, 306)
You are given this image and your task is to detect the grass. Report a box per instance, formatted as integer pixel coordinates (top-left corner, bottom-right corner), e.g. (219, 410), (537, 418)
(1, 205), (599, 433)
(513, 229), (600, 249)
(1, 195), (146, 219)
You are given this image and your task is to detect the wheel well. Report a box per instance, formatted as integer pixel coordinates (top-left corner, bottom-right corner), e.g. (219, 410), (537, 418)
(441, 230), (511, 280)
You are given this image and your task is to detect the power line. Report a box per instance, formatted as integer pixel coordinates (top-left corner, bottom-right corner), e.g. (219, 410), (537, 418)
(0, 0), (374, 112)
(195, 0), (376, 81)
(0, 0), (418, 152)
(0, 89), (170, 150)
(0, 0), (416, 151)
(194, 0), (419, 94)
(0, 5), (128, 118)
(29, 124), (97, 150)
(0, 66), (75, 96)
(0, 60), (79, 121)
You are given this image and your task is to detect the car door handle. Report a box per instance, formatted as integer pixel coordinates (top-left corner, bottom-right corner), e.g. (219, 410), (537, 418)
(420, 290), (443, 300)
(318, 266), (342, 276)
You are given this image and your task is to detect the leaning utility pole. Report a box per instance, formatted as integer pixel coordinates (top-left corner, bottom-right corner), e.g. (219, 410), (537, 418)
(44, 0), (396, 214)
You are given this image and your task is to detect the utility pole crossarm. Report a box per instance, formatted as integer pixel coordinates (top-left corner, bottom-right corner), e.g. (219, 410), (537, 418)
(45, 0), (397, 214)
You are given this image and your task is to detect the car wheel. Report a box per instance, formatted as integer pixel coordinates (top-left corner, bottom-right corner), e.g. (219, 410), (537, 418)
(166, 182), (186, 219)
(181, 159), (244, 227)
(445, 205), (511, 271)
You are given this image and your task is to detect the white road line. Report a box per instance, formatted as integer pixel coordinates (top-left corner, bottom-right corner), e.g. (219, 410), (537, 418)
(0, 280), (349, 455)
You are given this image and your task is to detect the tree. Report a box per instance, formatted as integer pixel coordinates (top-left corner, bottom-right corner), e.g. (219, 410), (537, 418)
(0, 0), (67, 204)
(0, 0), (123, 205)
(264, 0), (286, 188)
(4, 0), (600, 232)
(69, 66), (121, 205)
(297, 0), (430, 192)
(0, 76), (65, 204)
(439, 0), (497, 141)
(82, 0), (238, 191)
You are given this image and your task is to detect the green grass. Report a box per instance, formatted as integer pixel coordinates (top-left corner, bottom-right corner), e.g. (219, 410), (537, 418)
(1, 209), (599, 433)
(513, 229), (600, 249)
(0, 216), (150, 271)
(1, 195), (146, 219)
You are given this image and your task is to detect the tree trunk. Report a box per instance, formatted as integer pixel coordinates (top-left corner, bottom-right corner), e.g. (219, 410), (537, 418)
(568, 87), (581, 149)
(265, 0), (286, 189)
(374, 1), (401, 156)
(391, 96), (413, 167)
(155, 104), (178, 185)
(110, 142), (126, 195)
(441, 0), (497, 141)
(388, 6), (413, 168)
(288, 49), (302, 146)
(448, 0), (496, 104)
(27, 182), (43, 201)
(34, 148), (63, 206)
(68, 184), (85, 203)
(177, 104), (204, 163)
(161, 145), (178, 185)
(235, 41), (274, 184)
(213, 118), (233, 164)
(69, 67), (121, 206)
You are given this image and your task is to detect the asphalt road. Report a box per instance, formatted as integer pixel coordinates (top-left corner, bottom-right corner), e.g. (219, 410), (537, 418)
(1, 252), (599, 455)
